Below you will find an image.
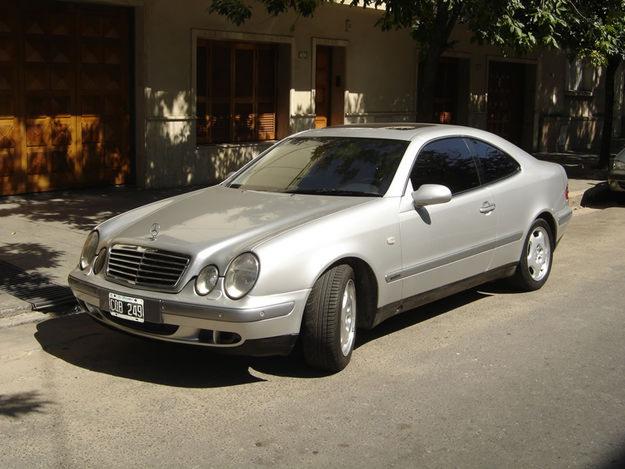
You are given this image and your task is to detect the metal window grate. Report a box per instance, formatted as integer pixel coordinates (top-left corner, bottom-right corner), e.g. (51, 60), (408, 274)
(106, 244), (190, 290)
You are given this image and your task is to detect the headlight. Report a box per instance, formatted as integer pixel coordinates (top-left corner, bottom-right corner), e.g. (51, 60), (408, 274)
(613, 159), (625, 171)
(79, 231), (99, 270)
(195, 265), (219, 296)
(224, 253), (259, 299)
(93, 248), (107, 275)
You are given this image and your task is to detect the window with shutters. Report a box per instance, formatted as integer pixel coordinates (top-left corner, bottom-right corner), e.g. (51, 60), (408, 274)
(196, 40), (278, 144)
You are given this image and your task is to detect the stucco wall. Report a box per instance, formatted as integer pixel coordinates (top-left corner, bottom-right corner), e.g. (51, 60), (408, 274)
(536, 50), (625, 153)
(132, 0), (625, 189)
(439, 24), (625, 153)
(138, 0), (417, 188)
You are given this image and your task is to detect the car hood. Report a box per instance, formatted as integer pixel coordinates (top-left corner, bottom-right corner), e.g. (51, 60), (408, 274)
(105, 185), (370, 267)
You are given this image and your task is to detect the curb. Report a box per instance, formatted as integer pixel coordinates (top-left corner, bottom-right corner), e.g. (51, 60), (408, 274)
(0, 309), (80, 329)
(0, 302), (34, 320)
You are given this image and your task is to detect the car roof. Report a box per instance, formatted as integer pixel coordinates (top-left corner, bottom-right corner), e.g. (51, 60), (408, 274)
(293, 123), (484, 141)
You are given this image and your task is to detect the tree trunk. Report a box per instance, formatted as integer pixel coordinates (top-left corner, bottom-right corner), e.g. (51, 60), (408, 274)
(598, 56), (621, 168)
(417, 46), (445, 122)
(415, 5), (460, 123)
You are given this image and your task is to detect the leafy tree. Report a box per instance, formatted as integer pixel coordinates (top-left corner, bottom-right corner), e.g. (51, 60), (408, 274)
(561, 1), (625, 168)
(210, 0), (566, 123)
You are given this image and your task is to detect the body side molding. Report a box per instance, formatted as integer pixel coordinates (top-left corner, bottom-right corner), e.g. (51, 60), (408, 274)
(384, 232), (523, 283)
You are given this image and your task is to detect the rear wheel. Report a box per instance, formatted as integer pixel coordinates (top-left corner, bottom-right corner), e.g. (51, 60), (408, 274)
(302, 264), (356, 372)
(511, 219), (553, 291)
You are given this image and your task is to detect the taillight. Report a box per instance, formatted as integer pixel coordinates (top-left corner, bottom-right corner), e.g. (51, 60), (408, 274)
(565, 183), (569, 203)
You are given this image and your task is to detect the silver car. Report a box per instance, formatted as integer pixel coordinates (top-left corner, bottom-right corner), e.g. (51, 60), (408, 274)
(69, 124), (572, 372)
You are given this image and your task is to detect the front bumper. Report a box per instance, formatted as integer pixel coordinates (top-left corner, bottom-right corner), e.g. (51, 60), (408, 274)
(68, 271), (309, 356)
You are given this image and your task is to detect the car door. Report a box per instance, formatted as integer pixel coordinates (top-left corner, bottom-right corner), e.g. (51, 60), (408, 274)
(397, 137), (498, 300)
(464, 137), (524, 269)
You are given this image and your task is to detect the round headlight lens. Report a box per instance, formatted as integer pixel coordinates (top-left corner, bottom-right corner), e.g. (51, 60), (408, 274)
(195, 265), (219, 296)
(224, 253), (260, 299)
(79, 231), (99, 270)
(92, 248), (107, 274)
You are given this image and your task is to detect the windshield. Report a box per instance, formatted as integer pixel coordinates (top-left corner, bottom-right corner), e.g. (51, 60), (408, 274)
(228, 137), (409, 196)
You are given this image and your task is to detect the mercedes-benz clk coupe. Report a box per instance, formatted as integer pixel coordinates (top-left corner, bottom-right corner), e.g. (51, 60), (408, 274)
(69, 124), (572, 372)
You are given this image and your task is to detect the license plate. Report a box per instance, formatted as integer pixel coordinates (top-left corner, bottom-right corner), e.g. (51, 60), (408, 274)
(108, 292), (144, 323)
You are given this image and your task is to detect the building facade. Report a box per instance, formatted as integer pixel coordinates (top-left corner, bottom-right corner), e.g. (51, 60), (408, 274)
(0, 0), (623, 196)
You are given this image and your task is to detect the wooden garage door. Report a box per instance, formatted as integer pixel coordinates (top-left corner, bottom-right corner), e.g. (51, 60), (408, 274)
(0, 0), (131, 196)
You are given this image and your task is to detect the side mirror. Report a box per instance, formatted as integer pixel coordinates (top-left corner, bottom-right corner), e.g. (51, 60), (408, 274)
(411, 184), (452, 207)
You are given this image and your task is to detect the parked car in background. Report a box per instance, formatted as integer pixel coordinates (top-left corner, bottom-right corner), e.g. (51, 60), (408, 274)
(69, 124), (572, 372)
(608, 147), (625, 192)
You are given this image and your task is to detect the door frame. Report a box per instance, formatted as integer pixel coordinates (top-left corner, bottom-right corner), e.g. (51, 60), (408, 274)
(311, 37), (348, 127)
(486, 56), (540, 151)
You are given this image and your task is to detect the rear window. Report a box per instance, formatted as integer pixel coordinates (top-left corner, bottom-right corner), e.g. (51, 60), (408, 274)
(466, 138), (520, 183)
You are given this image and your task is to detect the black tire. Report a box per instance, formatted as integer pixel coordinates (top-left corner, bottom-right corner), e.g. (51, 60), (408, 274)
(511, 219), (554, 291)
(302, 264), (356, 372)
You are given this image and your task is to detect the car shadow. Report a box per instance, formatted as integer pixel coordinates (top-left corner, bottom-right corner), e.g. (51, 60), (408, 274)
(355, 288), (491, 348)
(34, 314), (269, 388)
(35, 288), (494, 386)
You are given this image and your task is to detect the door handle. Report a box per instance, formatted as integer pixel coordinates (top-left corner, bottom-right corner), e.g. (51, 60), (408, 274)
(479, 202), (496, 214)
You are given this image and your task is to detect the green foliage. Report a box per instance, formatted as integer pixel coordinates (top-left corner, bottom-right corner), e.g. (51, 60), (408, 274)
(210, 0), (324, 25)
(563, 0), (625, 66)
(470, 0), (570, 53)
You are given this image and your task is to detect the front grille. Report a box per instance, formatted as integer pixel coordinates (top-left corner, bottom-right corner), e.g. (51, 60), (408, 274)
(106, 244), (190, 289)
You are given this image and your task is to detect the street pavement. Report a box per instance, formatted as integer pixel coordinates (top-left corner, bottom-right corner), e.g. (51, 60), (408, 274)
(1, 200), (625, 467)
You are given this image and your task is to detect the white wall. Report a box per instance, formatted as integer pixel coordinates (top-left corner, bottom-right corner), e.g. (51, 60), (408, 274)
(138, 0), (417, 188)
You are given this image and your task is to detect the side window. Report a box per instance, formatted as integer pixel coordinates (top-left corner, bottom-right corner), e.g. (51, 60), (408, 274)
(467, 138), (520, 183)
(410, 138), (480, 195)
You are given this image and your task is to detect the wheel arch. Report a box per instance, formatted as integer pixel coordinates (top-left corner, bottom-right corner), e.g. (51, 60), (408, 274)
(535, 210), (558, 244)
(312, 256), (379, 330)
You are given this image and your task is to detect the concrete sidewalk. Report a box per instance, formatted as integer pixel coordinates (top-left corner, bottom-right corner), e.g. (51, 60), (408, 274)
(0, 169), (606, 321)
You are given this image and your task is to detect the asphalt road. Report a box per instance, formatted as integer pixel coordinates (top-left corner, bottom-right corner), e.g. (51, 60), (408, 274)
(1, 206), (625, 468)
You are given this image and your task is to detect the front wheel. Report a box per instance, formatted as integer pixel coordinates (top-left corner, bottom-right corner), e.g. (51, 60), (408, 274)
(511, 219), (553, 291)
(302, 264), (357, 372)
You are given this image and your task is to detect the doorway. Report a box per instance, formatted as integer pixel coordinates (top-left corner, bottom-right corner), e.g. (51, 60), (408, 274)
(487, 60), (536, 149)
(425, 57), (470, 125)
(314, 45), (345, 128)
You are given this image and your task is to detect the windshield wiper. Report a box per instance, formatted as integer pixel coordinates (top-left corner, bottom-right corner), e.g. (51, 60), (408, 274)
(285, 189), (382, 197)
